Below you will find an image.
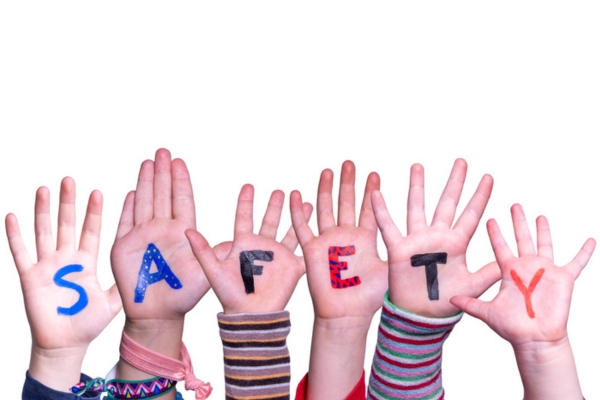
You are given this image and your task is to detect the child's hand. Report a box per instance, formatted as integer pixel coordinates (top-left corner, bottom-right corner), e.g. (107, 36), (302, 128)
(186, 184), (312, 314)
(110, 149), (208, 388)
(450, 204), (596, 345)
(291, 161), (388, 324)
(372, 159), (500, 317)
(291, 161), (387, 400)
(111, 148), (209, 322)
(6, 177), (121, 390)
(450, 204), (595, 400)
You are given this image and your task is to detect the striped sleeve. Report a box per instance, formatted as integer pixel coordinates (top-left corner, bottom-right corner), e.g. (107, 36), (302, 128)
(367, 293), (462, 400)
(218, 310), (292, 400)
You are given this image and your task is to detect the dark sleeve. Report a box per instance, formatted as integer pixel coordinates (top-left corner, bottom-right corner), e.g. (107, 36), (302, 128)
(22, 371), (102, 400)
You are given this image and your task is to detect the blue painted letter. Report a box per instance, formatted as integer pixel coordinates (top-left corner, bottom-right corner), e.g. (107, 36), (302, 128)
(134, 243), (182, 303)
(53, 264), (89, 316)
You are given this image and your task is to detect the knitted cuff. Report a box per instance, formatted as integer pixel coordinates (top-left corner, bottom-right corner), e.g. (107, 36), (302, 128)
(218, 311), (292, 400)
(367, 292), (462, 400)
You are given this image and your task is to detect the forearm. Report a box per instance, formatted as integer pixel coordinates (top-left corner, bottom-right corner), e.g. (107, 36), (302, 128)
(514, 336), (583, 400)
(306, 316), (371, 400)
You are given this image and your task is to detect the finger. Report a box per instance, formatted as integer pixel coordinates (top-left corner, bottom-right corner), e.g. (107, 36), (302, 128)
(115, 191), (135, 240)
(317, 168), (336, 232)
(449, 295), (491, 323)
(213, 241), (233, 260)
(487, 218), (514, 266)
(338, 160), (356, 227)
(172, 158), (196, 224)
(453, 174), (493, 240)
(234, 184), (255, 237)
(134, 159), (154, 224)
(565, 238), (596, 279)
(469, 261), (502, 298)
(57, 177), (77, 251)
(511, 204), (536, 257)
(185, 229), (220, 284)
(79, 190), (103, 258)
(407, 163), (427, 234)
(34, 185), (54, 259)
(431, 158), (467, 228)
(153, 148), (173, 219)
(290, 191), (315, 245)
(358, 172), (381, 232)
(535, 215), (554, 261)
(259, 190), (284, 239)
(371, 190), (403, 250)
(5, 213), (33, 275)
(281, 202), (313, 251)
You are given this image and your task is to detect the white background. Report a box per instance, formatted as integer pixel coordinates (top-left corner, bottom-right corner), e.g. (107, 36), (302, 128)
(1, 2), (598, 399)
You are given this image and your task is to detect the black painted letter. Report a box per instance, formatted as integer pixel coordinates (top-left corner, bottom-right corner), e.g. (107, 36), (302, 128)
(410, 252), (447, 300)
(240, 250), (274, 294)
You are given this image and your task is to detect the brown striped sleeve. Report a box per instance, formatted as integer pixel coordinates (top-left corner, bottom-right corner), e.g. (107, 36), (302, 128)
(218, 311), (291, 400)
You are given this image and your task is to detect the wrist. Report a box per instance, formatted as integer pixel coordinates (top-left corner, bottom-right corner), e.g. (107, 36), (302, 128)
(29, 345), (87, 393)
(513, 336), (582, 400)
(513, 336), (572, 365)
(117, 317), (185, 381)
(308, 316), (371, 400)
(313, 315), (372, 344)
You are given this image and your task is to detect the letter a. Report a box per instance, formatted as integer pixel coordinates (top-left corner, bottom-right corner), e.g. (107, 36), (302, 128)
(134, 243), (182, 303)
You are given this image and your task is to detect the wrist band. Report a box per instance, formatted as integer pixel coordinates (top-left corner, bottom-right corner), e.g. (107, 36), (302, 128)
(70, 377), (105, 396)
(105, 376), (176, 399)
(120, 331), (212, 400)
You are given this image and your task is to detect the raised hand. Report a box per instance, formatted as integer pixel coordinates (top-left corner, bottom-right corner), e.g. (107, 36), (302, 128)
(450, 204), (595, 400)
(371, 159), (500, 317)
(6, 177), (121, 391)
(450, 203), (596, 344)
(292, 160), (387, 322)
(186, 184), (312, 314)
(110, 149), (208, 391)
(111, 148), (208, 321)
(291, 161), (387, 399)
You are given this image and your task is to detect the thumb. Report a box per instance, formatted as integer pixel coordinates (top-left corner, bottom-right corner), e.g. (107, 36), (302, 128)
(450, 295), (490, 323)
(185, 229), (220, 284)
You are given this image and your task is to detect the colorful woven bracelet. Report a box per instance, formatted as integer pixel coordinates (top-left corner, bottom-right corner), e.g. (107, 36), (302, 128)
(104, 376), (177, 399)
(70, 377), (106, 396)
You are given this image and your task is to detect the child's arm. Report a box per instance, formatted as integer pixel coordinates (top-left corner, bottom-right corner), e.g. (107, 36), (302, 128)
(290, 161), (388, 400)
(110, 148), (211, 400)
(450, 204), (595, 400)
(186, 184), (312, 400)
(368, 159), (500, 399)
(6, 177), (121, 398)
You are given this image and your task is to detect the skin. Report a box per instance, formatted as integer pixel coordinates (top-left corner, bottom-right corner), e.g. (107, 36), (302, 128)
(290, 160), (388, 400)
(6, 177), (121, 392)
(186, 183), (313, 314)
(111, 148), (210, 399)
(371, 158), (501, 318)
(451, 204), (596, 400)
